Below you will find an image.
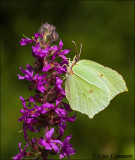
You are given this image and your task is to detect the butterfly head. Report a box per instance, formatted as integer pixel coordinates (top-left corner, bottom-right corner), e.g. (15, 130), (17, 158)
(66, 41), (82, 75)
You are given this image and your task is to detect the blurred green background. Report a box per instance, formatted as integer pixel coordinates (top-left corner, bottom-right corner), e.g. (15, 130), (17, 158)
(1, 1), (134, 159)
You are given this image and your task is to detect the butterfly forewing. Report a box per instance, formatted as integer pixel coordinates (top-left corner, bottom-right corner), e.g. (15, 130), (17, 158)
(75, 60), (128, 99)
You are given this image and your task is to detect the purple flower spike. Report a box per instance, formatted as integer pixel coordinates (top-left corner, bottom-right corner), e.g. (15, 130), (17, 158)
(59, 135), (77, 159)
(39, 128), (62, 153)
(16, 23), (76, 160)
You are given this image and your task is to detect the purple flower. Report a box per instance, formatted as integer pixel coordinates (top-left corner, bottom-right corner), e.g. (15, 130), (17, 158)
(39, 128), (62, 153)
(32, 42), (50, 58)
(13, 142), (29, 160)
(40, 103), (67, 117)
(51, 39), (71, 62)
(54, 63), (67, 74)
(39, 103), (54, 114)
(34, 32), (43, 40)
(18, 96), (40, 140)
(58, 115), (76, 138)
(42, 64), (52, 72)
(20, 38), (34, 46)
(58, 39), (71, 62)
(33, 74), (47, 93)
(55, 77), (65, 96)
(59, 135), (77, 159)
(18, 64), (33, 81)
(18, 65), (47, 93)
(20, 32), (43, 46)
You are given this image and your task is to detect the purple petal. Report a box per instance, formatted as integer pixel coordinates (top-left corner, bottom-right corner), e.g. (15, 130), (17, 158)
(56, 77), (63, 85)
(61, 49), (71, 55)
(20, 96), (27, 110)
(41, 109), (48, 114)
(39, 139), (52, 150)
(18, 65), (33, 81)
(66, 115), (76, 122)
(17, 74), (25, 80)
(55, 108), (67, 116)
(59, 54), (68, 61)
(59, 39), (63, 50)
(61, 102), (72, 112)
(39, 139), (46, 146)
(13, 153), (24, 160)
(54, 65), (66, 74)
(51, 143), (60, 153)
(42, 103), (55, 109)
(46, 128), (54, 140)
(39, 48), (49, 58)
(51, 140), (62, 145)
(18, 143), (22, 152)
(42, 64), (51, 72)
(37, 85), (46, 93)
(63, 135), (72, 144)
(56, 97), (63, 106)
(20, 38), (33, 46)
(45, 143), (52, 150)
(51, 45), (58, 51)
(29, 96), (35, 103)
(34, 32), (43, 39)
(59, 123), (66, 138)
(26, 64), (33, 73)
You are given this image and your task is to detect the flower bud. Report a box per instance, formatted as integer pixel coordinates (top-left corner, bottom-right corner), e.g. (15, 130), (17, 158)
(38, 22), (59, 44)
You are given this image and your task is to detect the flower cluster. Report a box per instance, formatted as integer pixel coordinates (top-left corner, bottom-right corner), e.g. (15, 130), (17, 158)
(13, 23), (77, 160)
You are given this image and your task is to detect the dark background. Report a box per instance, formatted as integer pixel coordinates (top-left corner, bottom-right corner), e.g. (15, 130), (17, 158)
(1, 1), (134, 159)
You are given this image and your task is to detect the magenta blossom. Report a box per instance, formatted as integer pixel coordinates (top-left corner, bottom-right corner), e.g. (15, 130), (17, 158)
(17, 64), (33, 81)
(13, 142), (29, 160)
(39, 128), (62, 153)
(20, 33), (43, 46)
(51, 39), (71, 62)
(60, 135), (77, 159)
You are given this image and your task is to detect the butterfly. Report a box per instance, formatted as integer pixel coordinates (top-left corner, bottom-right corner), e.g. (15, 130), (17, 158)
(65, 42), (128, 118)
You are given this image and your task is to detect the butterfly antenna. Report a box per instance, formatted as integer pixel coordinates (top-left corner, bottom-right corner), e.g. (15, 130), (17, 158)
(79, 43), (82, 57)
(72, 41), (78, 57)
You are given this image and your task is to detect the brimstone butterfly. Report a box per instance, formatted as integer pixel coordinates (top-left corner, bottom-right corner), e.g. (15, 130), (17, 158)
(65, 42), (128, 118)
